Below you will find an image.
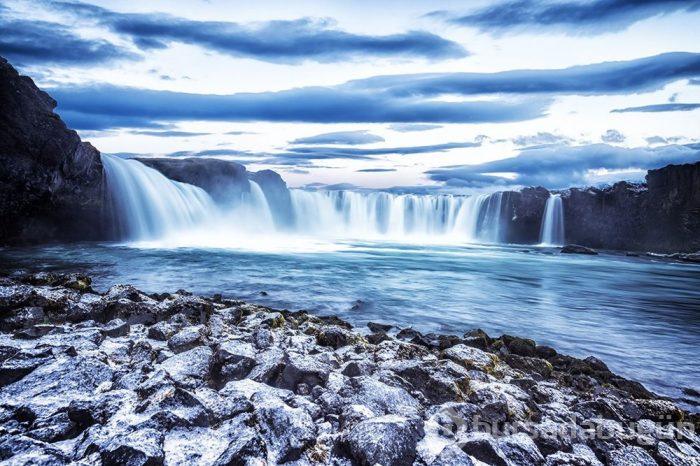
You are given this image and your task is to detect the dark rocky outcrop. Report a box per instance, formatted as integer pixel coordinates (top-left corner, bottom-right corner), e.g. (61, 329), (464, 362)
(137, 157), (250, 203)
(0, 57), (104, 245)
(501, 162), (700, 253)
(1, 272), (699, 465)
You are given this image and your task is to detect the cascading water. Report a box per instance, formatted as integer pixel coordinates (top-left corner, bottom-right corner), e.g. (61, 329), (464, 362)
(101, 155), (509, 246)
(102, 154), (215, 241)
(539, 193), (565, 246)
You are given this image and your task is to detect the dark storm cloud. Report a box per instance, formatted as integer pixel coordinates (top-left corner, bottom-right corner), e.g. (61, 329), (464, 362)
(49, 52), (700, 130)
(290, 131), (385, 145)
(436, 0), (700, 33)
(0, 17), (137, 65)
(426, 143), (700, 189)
(611, 103), (700, 113)
(52, 1), (467, 63)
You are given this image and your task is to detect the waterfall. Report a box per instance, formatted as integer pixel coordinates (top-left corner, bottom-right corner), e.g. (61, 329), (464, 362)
(102, 154), (509, 246)
(102, 154), (216, 240)
(539, 194), (565, 246)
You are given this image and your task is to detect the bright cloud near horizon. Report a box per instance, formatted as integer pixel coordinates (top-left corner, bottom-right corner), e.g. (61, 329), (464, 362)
(1, 0), (700, 191)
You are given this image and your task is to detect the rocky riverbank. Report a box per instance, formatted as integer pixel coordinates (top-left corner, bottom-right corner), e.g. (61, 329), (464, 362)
(1, 273), (698, 465)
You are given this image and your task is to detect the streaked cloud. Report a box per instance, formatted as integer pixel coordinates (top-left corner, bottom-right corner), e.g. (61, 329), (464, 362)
(51, 1), (467, 64)
(290, 130), (384, 145)
(611, 103), (700, 113)
(434, 0), (700, 34)
(426, 143), (700, 188)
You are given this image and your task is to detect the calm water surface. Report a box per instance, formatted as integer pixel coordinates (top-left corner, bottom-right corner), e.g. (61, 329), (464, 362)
(1, 241), (699, 409)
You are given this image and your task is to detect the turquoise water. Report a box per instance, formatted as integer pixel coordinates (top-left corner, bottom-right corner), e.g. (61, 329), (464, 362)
(1, 241), (699, 408)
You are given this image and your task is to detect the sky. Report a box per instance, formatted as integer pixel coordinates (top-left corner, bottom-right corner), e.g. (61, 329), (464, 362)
(1, 0), (699, 191)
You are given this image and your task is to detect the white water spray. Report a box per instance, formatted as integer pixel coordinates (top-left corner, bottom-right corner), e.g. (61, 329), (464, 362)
(102, 155), (509, 247)
(539, 193), (565, 246)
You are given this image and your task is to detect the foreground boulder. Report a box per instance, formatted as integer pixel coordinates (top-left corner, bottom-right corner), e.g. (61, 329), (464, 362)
(0, 272), (698, 465)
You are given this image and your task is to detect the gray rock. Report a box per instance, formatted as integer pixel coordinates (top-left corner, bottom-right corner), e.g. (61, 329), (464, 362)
(346, 415), (424, 466)
(253, 392), (317, 463)
(210, 340), (257, 386)
(458, 432), (509, 466)
(160, 346), (213, 387)
(101, 319), (129, 338)
(101, 428), (165, 466)
(431, 444), (475, 466)
(441, 344), (499, 373)
(497, 433), (545, 465)
(561, 244), (599, 255)
(167, 325), (207, 354)
(605, 446), (658, 466)
(147, 321), (177, 341)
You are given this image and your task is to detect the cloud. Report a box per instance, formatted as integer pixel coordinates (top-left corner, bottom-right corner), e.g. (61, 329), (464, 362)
(130, 130), (211, 137)
(426, 143), (700, 189)
(49, 52), (700, 130)
(512, 132), (570, 146)
(356, 168), (397, 172)
(347, 52), (700, 97)
(52, 1), (467, 63)
(438, 0), (700, 34)
(611, 103), (700, 113)
(601, 129), (625, 143)
(279, 141), (481, 160)
(290, 130), (385, 145)
(690, 78), (700, 85)
(0, 17), (137, 66)
(389, 123), (443, 132)
(645, 135), (684, 145)
(51, 84), (548, 130)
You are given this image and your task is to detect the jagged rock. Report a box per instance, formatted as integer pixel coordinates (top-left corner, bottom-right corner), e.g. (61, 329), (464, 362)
(430, 444), (475, 466)
(561, 244), (599, 255)
(101, 428), (165, 466)
(275, 353), (332, 393)
(101, 319), (129, 338)
(345, 415), (424, 466)
(441, 344), (499, 373)
(503, 354), (553, 379)
(253, 392), (317, 463)
(160, 346), (213, 387)
(338, 376), (421, 418)
(0, 347), (53, 387)
(544, 444), (603, 466)
(368, 322), (392, 333)
(458, 432), (509, 466)
(147, 321), (177, 341)
(389, 360), (471, 404)
(497, 433), (545, 465)
(167, 325), (208, 354)
(209, 340), (257, 386)
(605, 446), (658, 465)
(316, 325), (357, 348)
(0, 435), (68, 464)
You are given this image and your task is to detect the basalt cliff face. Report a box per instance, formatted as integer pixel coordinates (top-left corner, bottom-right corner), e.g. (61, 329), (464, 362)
(0, 57), (103, 245)
(501, 162), (700, 253)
